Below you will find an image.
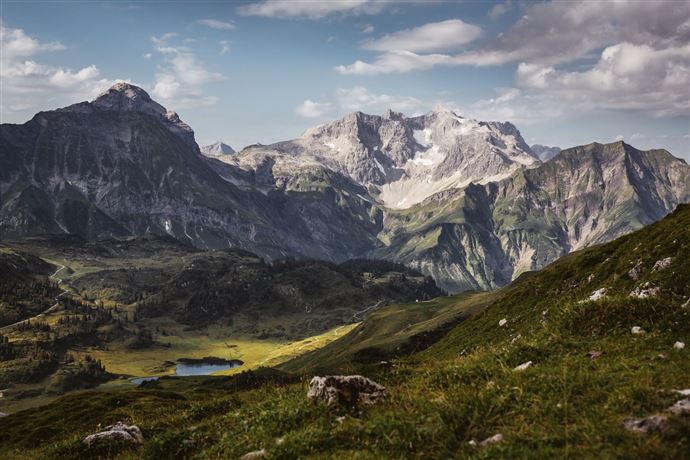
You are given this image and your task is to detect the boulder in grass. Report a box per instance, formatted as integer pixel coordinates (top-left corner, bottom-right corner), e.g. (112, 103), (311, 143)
(668, 399), (690, 416)
(513, 361), (533, 371)
(628, 261), (643, 280)
(629, 282), (661, 299)
(673, 341), (685, 350)
(652, 257), (673, 271)
(308, 375), (385, 408)
(586, 288), (607, 302)
(83, 422), (143, 445)
(0, 412), (7, 418)
(631, 326), (645, 335)
(240, 449), (266, 460)
(469, 433), (504, 448)
(623, 415), (669, 433)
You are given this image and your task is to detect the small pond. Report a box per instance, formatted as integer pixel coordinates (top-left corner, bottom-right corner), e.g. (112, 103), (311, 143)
(131, 358), (243, 384)
(175, 359), (243, 376)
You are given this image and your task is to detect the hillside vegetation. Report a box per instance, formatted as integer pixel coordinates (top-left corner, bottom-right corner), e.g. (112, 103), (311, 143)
(1, 205), (688, 458)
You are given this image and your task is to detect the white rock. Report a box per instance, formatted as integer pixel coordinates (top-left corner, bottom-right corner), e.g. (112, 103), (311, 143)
(469, 433), (504, 448)
(673, 389), (690, 396)
(82, 422), (143, 445)
(498, 318), (507, 327)
(623, 415), (669, 433)
(668, 399), (690, 415)
(629, 283), (661, 299)
(587, 288), (607, 302)
(673, 341), (685, 350)
(628, 261), (643, 280)
(241, 449), (266, 460)
(631, 326), (645, 335)
(479, 433), (504, 447)
(0, 412), (7, 418)
(652, 257), (673, 271)
(514, 361), (533, 371)
(308, 375), (385, 408)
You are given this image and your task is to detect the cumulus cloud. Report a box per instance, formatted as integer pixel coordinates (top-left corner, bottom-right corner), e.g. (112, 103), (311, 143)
(337, 0), (690, 73)
(149, 33), (225, 107)
(515, 43), (690, 117)
(488, 1), (513, 20)
(296, 99), (332, 118)
(0, 20), (65, 58)
(296, 86), (424, 118)
(0, 22), (122, 121)
(335, 1), (690, 120)
(362, 19), (482, 53)
(237, 0), (389, 20)
(197, 19), (235, 30)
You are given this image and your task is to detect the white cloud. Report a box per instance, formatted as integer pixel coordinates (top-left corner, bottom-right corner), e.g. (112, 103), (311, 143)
(296, 86), (424, 118)
(515, 43), (690, 117)
(488, 1), (512, 20)
(337, 1), (690, 74)
(334, 86), (423, 113)
(359, 23), (374, 34)
(197, 19), (235, 30)
(143, 53), (152, 59)
(0, 21), (66, 58)
(219, 40), (231, 55)
(362, 19), (482, 53)
(237, 0), (389, 20)
(336, 50), (452, 75)
(0, 22), (122, 120)
(296, 99), (332, 118)
(149, 33), (225, 107)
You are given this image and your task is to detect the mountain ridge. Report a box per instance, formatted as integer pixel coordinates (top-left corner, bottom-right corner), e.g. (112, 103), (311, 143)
(1, 83), (688, 292)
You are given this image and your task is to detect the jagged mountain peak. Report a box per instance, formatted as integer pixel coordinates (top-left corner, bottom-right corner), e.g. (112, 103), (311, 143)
(80, 82), (197, 149)
(92, 82), (162, 113)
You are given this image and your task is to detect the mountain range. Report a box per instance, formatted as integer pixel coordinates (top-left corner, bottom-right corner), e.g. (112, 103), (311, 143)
(2, 83), (688, 292)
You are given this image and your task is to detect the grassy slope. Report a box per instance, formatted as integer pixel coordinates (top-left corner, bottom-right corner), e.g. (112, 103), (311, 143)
(1, 205), (689, 459)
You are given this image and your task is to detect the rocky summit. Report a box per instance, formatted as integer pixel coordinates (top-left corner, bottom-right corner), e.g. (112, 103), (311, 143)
(1, 84), (689, 292)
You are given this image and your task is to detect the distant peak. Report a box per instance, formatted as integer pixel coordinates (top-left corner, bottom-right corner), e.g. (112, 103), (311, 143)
(91, 82), (167, 117)
(430, 105), (458, 116)
(94, 82), (152, 103)
(201, 141), (235, 156)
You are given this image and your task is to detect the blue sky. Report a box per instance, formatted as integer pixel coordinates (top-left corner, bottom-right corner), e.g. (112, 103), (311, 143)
(1, 0), (689, 160)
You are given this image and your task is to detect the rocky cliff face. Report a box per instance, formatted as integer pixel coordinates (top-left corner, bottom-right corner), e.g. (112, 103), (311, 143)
(0, 84), (381, 261)
(242, 107), (539, 209)
(2, 84), (688, 292)
(375, 141), (690, 292)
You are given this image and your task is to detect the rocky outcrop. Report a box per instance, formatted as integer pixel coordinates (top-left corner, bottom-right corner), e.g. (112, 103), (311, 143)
(653, 257), (673, 271)
(82, 422), (143, 445)
(623, 415), (670, 433)
(307, 375), (385, 408)
(630, 283), (661, 299)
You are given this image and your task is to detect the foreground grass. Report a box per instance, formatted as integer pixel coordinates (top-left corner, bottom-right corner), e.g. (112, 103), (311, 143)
(1, 205), (689, 458)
